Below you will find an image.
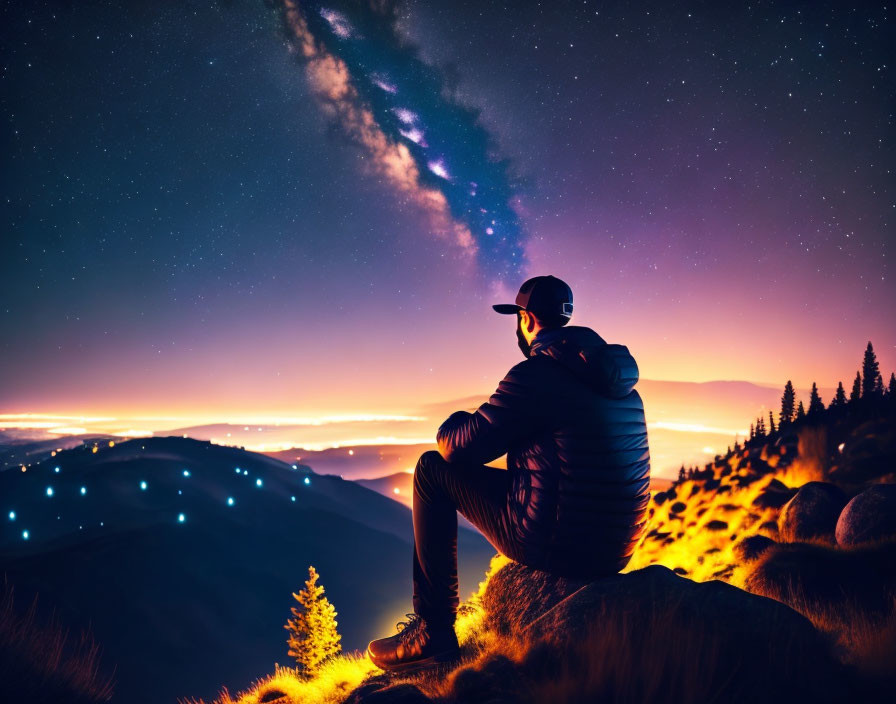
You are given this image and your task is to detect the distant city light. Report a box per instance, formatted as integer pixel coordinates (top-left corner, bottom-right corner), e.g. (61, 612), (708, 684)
(22, 530), (29, 540)
(227, 497), (234, 506)
(140, 481), (147, 490)
(8, 511), (15, 521)
(182, 470), (191, 477)
(348, 449), (354, 456)
(46, 486), (54, 497)
(291, 465), (297, 470)
(54, 466), (61, 473)
(243, 470), (248, 476)
(235, 467), (241, 474)
(80, 486), (87, 495)
(291, 496), (296, 502)
(178, 513), (185, 523)
(393, 488), (400, 495)
(304, 477), (311, 485)
(256, 478), (263, 487)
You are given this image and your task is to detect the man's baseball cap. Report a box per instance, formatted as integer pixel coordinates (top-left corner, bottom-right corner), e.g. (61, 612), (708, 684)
(492, 275), (573, 321)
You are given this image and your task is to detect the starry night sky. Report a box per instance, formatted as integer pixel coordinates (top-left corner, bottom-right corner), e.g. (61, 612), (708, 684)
(1, 0), (892, 420)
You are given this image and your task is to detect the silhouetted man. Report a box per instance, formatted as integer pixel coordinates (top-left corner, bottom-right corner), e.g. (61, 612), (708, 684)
(367, 275), (651, 672)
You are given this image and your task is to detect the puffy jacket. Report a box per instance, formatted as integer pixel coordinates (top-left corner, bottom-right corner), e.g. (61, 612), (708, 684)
(436, 325), (650, 578)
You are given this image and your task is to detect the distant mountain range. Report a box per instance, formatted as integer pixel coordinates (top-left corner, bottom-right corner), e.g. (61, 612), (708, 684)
(154, 379), (827, 480)
(0, 436), (495, 703)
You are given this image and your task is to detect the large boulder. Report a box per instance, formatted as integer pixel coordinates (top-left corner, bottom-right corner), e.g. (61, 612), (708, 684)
(835, 483), (896, 546)
(478, 562), (847, 704)
(778, 481), (848, 543)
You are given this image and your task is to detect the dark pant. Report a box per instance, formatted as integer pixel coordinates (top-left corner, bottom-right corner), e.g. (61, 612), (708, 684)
(411, 450), (523, 627)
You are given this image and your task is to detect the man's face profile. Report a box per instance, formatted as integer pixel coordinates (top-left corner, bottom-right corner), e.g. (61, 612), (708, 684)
(516, 312), (531, 358)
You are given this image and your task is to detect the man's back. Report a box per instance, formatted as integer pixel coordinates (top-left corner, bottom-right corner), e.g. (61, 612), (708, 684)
(437, 325), (650, 578)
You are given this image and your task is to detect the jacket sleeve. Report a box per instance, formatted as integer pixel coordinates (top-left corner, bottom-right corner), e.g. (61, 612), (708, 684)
(436, 359), (545, 465)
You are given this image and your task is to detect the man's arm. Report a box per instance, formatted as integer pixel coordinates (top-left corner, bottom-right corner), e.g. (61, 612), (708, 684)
(436, 359), (545, 465)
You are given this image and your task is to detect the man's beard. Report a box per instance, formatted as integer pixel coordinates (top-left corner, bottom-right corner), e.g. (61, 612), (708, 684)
(516, 320), (531, 357)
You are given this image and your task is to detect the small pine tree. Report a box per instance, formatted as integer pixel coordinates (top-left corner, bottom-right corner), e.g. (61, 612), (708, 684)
(285, 566), (342, 677)
(861, 342), (881, 398)
(757, 416), (766, 438)
(795, 400), (806, 421)
(889, 373), (896, 399)
(850, 371), (861, 404)
(808, 382), (825, 416)
(780, 381), (796, 425)
(768, 410), (776, 435)
(830, 381), (847, 409)
(748, 422), (755, 441)
(678, 466), (686, 483)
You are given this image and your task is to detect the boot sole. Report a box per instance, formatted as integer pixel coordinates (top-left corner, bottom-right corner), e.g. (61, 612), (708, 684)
(366, 646), (460, 674)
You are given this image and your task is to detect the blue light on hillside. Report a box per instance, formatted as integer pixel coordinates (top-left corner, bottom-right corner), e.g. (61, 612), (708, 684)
(183, 469), (191, 477)
(178, 513), (186, 523)
(8, 511), (15, 521)
(304, 477), (311, 485)
(22, 530), (29, 540)
(256, 478), (263, 487)
(140, 481), (148, 490)
(291, 465), (297, 470)
(54, 466), (60, 473)
(291, 496), (296, 502)
(243, 470), (248, 476)
(178, 490), (182, 495)
(235, 467), (241, 474)
(46, 486), (54, 497)
(80, 486), (87, 495)
(227, 497), (234, 506)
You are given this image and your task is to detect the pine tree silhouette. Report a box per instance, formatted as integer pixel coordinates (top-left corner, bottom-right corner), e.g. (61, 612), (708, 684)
(757, 416), (766, 438)
(748, 422), (754, 441)
(795, 400), (806, 421)
(889, 373), (896, 399)
(678, 465), (686, 483)
(768, 410), (776, 434)
(780, 380), (795, 425)
(850, 372), (861, 404)
(808, 382), (825, 416)
(830, 381), (847, 409)
(861, 341), (881, 398)
(285, 566), (342, 677)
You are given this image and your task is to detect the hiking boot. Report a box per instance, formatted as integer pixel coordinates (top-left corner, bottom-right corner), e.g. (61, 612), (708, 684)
(366, 613), (460, 673)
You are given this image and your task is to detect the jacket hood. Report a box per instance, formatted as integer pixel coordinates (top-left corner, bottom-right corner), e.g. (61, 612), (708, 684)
(529, 325), (639, 398)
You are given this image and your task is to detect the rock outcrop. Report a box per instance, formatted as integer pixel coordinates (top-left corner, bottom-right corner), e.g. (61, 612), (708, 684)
(475, 562), (848, 704)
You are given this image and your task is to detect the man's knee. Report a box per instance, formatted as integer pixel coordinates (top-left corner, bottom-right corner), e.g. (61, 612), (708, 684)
(414, 450), (446, 492)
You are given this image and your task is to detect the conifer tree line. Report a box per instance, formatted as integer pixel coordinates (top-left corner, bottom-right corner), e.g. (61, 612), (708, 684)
(747, 341), (894, 443)
(674, 342), (894, 483)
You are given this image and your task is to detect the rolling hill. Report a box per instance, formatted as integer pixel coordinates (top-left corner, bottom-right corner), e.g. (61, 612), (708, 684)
(0, 436), (495, 703)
